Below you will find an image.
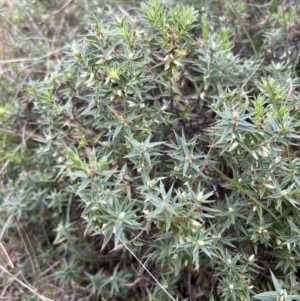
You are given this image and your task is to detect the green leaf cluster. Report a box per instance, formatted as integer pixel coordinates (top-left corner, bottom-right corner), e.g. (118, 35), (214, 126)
(2, 0), (300, 300)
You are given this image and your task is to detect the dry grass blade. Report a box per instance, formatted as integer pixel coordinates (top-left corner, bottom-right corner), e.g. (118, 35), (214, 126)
(0, 265), (55, 301)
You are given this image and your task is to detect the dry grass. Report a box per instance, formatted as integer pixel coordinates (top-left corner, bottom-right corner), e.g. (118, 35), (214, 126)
(0, 1), (87, 299)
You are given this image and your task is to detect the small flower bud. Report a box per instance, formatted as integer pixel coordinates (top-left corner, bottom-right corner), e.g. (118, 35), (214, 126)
(197, 240), (205, 246)
(263, 183), (275, 189)
(231, 111), (239, 126)
(211, 42), (216, 51)
(72, 46), (79, 56)
(179, 236), (185, 244)
(196, 191), (203, 202)
(46, 135), (53, 142)
(118, 212), (126, 220)
(143, 210), (149, 216)
(191, 219), (202, 228)
(274, 156), (281, 164)
(228, 141), (239, 152)
(248, 254), (255, 262)
(261, 146), (270, 157)
(280, 190), (287, 197)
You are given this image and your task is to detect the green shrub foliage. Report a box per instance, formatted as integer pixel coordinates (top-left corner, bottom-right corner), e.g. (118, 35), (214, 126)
(2, 0), (300, 300)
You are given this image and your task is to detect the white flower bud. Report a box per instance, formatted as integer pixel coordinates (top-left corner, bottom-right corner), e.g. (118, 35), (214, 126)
(197, 240), (205, 246)
(263, 183), (275, 189)
(118, 212), (126, 220)
(72, 46), (79, 56)
(179, 236), (185, 244)
(248, 254), (255, 262)
(232, 111), (239, 121)
(196, 191), (203, 202)
(191, 219), (202, 228)
(211, 42), (216, 51)
(46, 135), (53, 142)
(274, 156), (281, 164)
(280, 190), (287, 197)
(228, 141), (239, 152)
(261, 146), (270, 157)
(127, 101), (138, 107)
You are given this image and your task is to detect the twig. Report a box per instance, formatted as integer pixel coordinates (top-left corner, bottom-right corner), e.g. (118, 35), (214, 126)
(0, 127), (43, 140)
(0, 265), (54, 301)
(53, 0), (73, 15)
(0, 242), (14, 268)
(116, 5), (135, 24)
(0, 160), (10, 175)
(123, 243), (177, 301)
(188, 268), (192, 301)
(0, 47), (67, 64)
(123, 277), (142, 287)
(284, 80), (293, 106)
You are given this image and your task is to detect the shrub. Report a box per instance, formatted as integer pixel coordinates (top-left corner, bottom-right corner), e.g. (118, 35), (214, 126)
(2, 0), (300, 300)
